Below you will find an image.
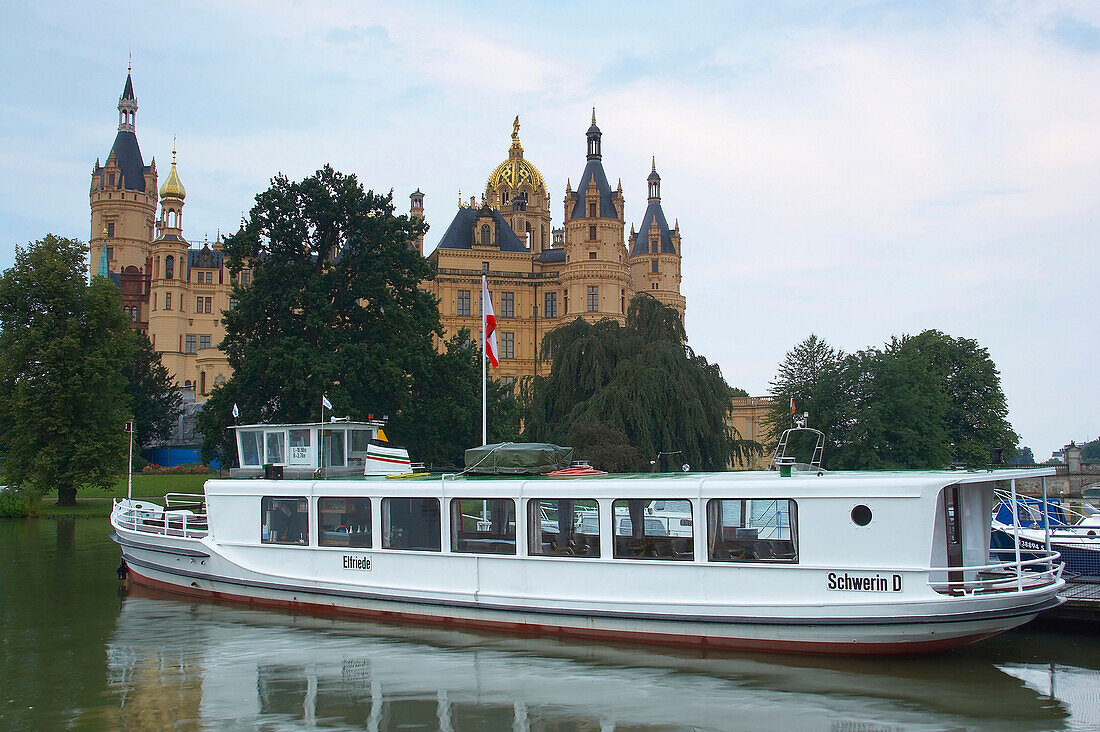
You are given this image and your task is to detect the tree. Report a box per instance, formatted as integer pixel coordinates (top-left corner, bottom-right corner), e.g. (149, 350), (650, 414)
(1080, 439), (1100, 462)
(124, 331), (182, 447)
(198, 166), (510, 467)
(389, 329), (520, 468)
(895, 330), (1018, 466)
(765, 334), (849, 465)
(524, 294), (756, 471)
(1007, 446), (1036, 465)
(0, 235), (135, 504)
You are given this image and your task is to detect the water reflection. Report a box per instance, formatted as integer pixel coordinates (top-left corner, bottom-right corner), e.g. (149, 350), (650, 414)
(103, 587), (1088, 732)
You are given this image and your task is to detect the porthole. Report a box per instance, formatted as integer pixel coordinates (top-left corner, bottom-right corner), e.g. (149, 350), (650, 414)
(851, 505), (872, 526)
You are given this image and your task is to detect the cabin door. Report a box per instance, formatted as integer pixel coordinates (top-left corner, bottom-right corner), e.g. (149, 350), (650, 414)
(944, 486), (964, 585)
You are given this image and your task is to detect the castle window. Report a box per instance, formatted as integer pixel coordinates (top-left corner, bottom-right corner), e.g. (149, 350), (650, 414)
(199, 335), (211, 350)
(652, 283), (658, 290)
(651, 260), (659, 274)
(185, 335), (197, 354)
(241, 270), (251, 286)
(544, 292), (557, 318)
(501, 193), (507, 206)
(165, 256), (174, 279)
(200, 371), (207, 395)
(196, 297), (203, 313)
(106, 247), (114, 262)
(588, 226), (596, 241)
(589, 202), (596, 218)
(205, 297), (213, 313)
(229, 298), (238, 311)
(589, 251), (596, 260)
(457, 290), (471, 317)
(621, 288), (625, 313)
(563, 293), (568, 314)
(587, 286), (598, 312)
(108, 174), (115, 187)
(651, 241), (658, 254)
(480, 224), (492, 245)
(165, 292), (172, 310)
(500, 332), (515, 360)
(500, 291), (514, 318)
(107, 223), (115, 238)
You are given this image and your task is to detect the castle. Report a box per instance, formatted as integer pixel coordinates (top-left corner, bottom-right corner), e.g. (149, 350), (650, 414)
(89, 69), (685, 396)
(421, 113), (685, 383)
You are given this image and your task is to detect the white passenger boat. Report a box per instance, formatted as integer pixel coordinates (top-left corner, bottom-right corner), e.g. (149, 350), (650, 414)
(110, 422), (1064, 655)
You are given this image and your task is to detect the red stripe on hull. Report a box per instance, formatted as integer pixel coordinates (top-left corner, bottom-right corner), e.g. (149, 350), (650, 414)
(125, 569), (1004, 656)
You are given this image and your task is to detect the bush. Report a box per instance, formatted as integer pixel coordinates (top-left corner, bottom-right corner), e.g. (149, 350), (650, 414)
(141, 462), (209, 475)
(0, 487), (40, 518)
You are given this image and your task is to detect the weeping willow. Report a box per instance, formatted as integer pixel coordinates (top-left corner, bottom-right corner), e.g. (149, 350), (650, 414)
(524, 294), (756, 471)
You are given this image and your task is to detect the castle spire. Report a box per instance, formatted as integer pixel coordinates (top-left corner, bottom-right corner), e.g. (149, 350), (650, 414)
(118, 64), (137, 132)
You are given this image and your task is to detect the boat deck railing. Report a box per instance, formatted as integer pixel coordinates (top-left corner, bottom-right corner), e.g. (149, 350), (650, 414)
(112, 495), (209, 539)
(928, 550), (1062, 595)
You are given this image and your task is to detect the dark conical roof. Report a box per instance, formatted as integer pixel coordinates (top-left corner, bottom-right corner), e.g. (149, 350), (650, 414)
(106, 130), (147, 192)
(630, 201), (676, 256)
(570, 159), (616, 219)
(121, 73), (135, 101)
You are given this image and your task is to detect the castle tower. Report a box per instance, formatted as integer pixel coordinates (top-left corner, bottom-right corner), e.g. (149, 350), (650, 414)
(561, 109), (631, 323)
(148, 143), (191, 373)
(484, 116), (552, 253)
(629, 158), (685, 321)
(409, 189), (425, 256)
(90, 65), (157, 283)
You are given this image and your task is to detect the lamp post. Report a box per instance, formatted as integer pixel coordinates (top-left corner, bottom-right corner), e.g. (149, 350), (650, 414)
(125, 420), (135, 500)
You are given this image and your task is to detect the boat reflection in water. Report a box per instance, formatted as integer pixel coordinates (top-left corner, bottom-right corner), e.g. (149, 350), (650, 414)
(104, 586), (1092, 731)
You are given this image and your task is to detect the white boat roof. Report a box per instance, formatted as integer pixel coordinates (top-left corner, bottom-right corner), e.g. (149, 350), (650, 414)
(232, 420), (386, 430)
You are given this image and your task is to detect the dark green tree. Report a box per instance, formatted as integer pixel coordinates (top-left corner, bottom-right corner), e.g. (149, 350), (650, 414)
(1007, 446), (1036, 465)
(895, 330), (1018, 466)
(389, 329), (520, 468)
(0, 235), (135, 504)
(829, 347), (951, 469)
(124, 331), (182, 447)
(198, 166), (512, 467)
(524, 294), (757, 471)
(1081, 439), (1100, 462)
(765, 334), (849, 465)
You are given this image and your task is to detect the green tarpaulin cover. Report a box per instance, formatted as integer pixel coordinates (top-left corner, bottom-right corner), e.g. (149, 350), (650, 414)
(464, 442), (574, 475)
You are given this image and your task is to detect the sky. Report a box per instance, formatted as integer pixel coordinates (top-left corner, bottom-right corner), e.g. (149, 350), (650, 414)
(1, 0), (1097, 460)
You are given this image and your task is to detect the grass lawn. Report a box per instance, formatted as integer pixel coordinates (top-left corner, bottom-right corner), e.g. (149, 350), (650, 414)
(32, 474), (215, 518)
(84, 473), (213, 499)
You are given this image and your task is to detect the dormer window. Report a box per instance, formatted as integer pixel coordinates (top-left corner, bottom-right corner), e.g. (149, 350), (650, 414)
(588, 202), (597, 217)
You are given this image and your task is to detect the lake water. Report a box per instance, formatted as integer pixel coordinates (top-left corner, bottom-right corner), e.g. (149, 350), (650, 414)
(2, 517), (1100, 730)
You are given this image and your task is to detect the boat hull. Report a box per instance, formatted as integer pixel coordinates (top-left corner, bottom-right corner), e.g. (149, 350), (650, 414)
(117, 540), (1060, 656)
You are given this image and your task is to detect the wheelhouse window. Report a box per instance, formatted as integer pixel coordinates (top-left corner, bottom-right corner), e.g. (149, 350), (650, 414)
(382, 497), (441, 551)
(239, 430), (263, 466)
(528, 499), (599, 557)
(265, 431), (286, 464)
(321, 429), (345, 467)
(613, 499), (693, 560)
(261, 496), (309, 545)
(707, 499), (798, 562)
(318, 497), (371, 548)
(287, 429), (311, 465)
(451, 499), (516, 555)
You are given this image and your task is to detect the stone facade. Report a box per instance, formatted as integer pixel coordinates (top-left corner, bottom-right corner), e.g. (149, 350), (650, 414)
(90, 69), (239, 400)
(422, 113), (685, 384)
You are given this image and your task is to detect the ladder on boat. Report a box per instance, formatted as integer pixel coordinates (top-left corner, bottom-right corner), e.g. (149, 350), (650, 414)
(769, 426), (825, 471)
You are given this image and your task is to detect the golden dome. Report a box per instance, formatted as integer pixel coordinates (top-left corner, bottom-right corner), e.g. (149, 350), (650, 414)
(486, 116), (545, 193)
(159, 144), (186, 200)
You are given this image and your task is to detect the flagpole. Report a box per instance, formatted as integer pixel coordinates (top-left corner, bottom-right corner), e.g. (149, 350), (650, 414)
(481, 273), (487, 446)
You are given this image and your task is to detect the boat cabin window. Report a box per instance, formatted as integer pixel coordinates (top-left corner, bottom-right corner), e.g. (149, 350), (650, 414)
(239, 430), (263, 467)
(265, 431), (286, 465)
(706, 499), (798, 563)
(348, 429), (373, 467)
(382, 497), (441, 551)
(527, 499), (600, 557)
(322, 429), (346, 468)
(288, 429), (311, 465)
(261, 496), (309, 545)
(613, 499), (694, 560)
(318, 497), (371, 548)
(451, 499), (516, 555)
